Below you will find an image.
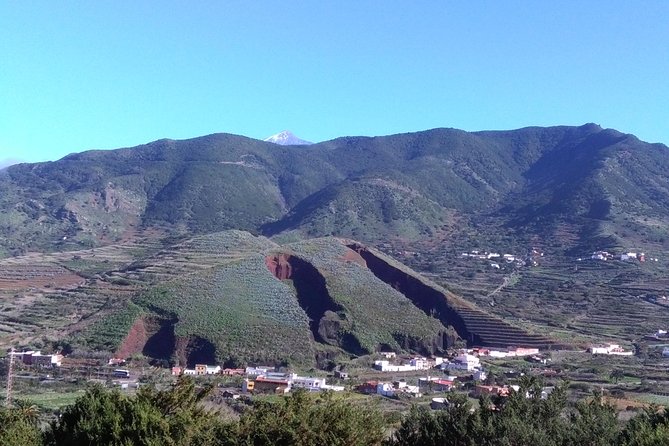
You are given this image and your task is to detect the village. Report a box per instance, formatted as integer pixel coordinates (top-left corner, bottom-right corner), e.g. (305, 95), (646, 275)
(7, 336), (662, 413)
(460, 247), (544, 269)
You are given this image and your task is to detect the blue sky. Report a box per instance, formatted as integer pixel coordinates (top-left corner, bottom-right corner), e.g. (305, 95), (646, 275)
(1, 1), (668, 165)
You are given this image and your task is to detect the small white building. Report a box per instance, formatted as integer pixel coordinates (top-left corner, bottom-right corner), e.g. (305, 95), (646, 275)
(245, 366), (272, 376)
(623, 252), (637, 260)
(377, 382), (395, 397)
(289, 374), (344, 392)
(291, 375), (326, 391)
(590, 343), (634, 356)
(662, 347), (669, 358)
(410, 357), (430, 370)
(205, 365), (221, 375)
(474, 369), (488, 381)
(446, 353), (481, 371)
(373, 360), (415, 372)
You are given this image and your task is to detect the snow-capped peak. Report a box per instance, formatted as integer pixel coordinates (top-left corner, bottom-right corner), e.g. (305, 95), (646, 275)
(264, 131), (313, 146)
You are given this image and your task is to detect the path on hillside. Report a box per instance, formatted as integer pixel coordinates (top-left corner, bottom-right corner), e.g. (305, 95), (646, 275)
(486, 272), (519, 298)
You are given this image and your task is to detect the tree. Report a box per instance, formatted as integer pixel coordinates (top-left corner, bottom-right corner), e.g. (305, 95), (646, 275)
(617, 405), (669, 446)
(0, 404), (43, 446)
(610, 368), (625, 384)
(238, 389), (385, 446)
(46, 377), (234, 446)
(558, 388), (617, 446)
(386, 394), (476, 446)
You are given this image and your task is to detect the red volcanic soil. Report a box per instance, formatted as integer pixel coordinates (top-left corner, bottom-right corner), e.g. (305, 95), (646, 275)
(0, 266), (85, 292)
(340, 248), (367, 267)
(265, 253), (293, 280)
(115, 316), (148, 358)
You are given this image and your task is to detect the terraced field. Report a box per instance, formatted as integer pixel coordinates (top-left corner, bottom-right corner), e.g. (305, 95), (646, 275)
(0, 231), (164, 348)
(0, 229), (570, 368)
(400, 237), (669, 347)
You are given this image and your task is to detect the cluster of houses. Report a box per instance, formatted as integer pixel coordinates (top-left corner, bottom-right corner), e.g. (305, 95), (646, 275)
(474, 347), (540, 359)
(243, 372), (345, 394)
(472, 384), (554, 400)
(170, 363), (344, 394)
(589, 343), (634, 356)
(374, 348), (540, 375)
(461, 248), (544, 269)
(359, 375), (462, 399)
(373, 354), (435, 372)
(10, 350), (63, 367)
(358, 379), (423, 398)
(588, 251), (650, 262)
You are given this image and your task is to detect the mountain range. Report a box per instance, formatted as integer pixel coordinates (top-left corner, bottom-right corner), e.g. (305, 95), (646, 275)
(1, 124), (669, 365)
(1, 124), (668, 258)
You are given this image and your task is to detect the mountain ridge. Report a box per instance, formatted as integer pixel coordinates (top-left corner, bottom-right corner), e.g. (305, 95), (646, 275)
(1, 124), (667, 259)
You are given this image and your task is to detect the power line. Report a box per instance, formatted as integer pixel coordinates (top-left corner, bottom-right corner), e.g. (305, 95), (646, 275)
(5, 347), (15, 407)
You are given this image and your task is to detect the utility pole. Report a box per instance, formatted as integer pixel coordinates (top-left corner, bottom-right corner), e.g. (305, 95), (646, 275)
(6, 347), (15, 407)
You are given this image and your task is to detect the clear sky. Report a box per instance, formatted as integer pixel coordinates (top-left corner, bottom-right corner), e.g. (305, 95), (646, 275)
(1, 1), (668, 165)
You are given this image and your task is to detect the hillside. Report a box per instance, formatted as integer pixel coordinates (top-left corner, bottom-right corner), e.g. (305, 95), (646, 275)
(2, 124), (668, 259)
(2, 124), (669, 365)
(0, 230), (562, 367)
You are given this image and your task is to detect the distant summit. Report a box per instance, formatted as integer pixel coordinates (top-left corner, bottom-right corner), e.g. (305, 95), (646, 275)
(264, 130), (313, 146)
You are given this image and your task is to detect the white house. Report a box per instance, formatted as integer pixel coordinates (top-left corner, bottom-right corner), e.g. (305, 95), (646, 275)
(205, 365), (221, 375)
(245, 366), (272, 376)
(373, 360), (415, 372)
(377, 382), (395, 397)
(291, 375), (326, 391)
(474, 369), (488, 381)
(446, 353), (481, 371)
(289, 374), (344, 392)
(662, 347), (669, 358)
(410, 357), (430, 370)
(590, 344), (634, 356)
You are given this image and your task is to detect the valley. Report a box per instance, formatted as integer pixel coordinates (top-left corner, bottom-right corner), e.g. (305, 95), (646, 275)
(1, 124), (669, 423)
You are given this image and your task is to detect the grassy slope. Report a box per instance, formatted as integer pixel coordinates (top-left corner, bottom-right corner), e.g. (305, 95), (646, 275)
(287, 238), (446, 353)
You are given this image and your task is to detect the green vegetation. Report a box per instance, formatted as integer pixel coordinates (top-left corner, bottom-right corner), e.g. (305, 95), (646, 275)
(79, 301), (144, 351)
(135, 256), (316, 366)
(387, 377), (669, 446)
(2, 377), (669, 445)
(2, 125), (668, 257)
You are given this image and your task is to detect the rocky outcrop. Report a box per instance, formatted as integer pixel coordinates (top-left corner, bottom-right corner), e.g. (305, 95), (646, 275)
(265, 253), (292, 280)
(348, 243), (478, 345)
(348, 243), (559, 349)
(175, 336), (217, 368)
(265, 253), (356, 350)
(115, 316), (149, 359)
(116, 314), (218, 367)
(141, 315), (177, 363)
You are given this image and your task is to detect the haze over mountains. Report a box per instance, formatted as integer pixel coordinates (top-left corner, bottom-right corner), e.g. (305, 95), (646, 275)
(1, 124), (668, 258)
